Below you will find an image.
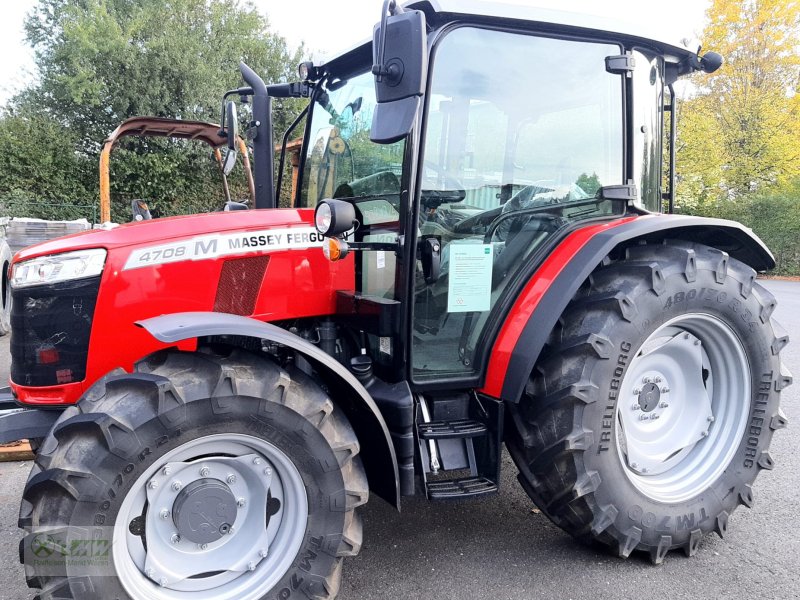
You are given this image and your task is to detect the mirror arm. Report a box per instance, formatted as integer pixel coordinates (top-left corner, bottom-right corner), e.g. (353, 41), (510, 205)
(372, 0), (404, 82)
(276, 103), (310, 206)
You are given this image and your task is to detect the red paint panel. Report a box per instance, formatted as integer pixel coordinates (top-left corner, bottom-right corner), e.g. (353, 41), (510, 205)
(479, 217), (637, 399)
(11, 209), (355, 405)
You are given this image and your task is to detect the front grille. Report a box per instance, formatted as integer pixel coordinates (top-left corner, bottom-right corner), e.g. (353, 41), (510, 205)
(10, 276), (100, 387)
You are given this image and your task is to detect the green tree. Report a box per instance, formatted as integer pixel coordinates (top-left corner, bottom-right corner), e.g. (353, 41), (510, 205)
(677, 0), (800, 208)
(1, 0), (304, 222)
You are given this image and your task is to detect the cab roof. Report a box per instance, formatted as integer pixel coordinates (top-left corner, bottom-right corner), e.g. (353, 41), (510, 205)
(323, 0), (698, 75)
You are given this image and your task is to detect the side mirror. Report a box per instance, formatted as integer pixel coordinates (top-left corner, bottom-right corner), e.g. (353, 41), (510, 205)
(222, 100), (238, 176)
(370, 1), (427, 144)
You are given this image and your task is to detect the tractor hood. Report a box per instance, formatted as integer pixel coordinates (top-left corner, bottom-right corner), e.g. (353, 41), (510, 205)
(12, 209), (317, 263)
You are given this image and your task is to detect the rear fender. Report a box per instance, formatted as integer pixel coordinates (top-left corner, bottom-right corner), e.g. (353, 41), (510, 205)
(482, 214), (775, 403)
(137, 311), (400, 508)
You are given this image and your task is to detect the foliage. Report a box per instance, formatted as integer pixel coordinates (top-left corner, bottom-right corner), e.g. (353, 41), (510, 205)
(690, 181), (800, 275)
(0, 0), (304, 222)
(575, 172), (601, 196)
(676, 0), (800, 210)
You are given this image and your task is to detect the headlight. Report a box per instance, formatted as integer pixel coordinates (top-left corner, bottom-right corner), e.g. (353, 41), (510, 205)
(10, 249), (107, 289)
(314, 199), (356, 237)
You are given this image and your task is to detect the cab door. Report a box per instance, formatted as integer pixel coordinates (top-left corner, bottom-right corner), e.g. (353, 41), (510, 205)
(410, 27), (626, 384)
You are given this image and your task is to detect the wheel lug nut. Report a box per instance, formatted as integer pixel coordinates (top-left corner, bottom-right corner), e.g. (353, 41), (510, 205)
(639, 414), (649, 421)
(248, 561), (256, 571)
(146, 568), (155, 579)
(694, 340), (701, 346)
(199, 543), (208, 550)
(171, 533), (181, 544)
(643, 377), (652, 384)
(650, 414), (660, 420)
(227, 474), (236, 484)
(654, 376), (662, 383)
(159, 509), (170, 520)
(237, 497), (246, 508)
(148, 479), (158, 490)
(632, 388), (641, 395)
(661, 387), (669, 393)
(632, 404), (640, 411)
(159, 578), (168, 587)
(200, 466), (210, 477)
(707, 416), (715, 422)
(641, 467), (648, 473)
(264, 467), (272, 476)
(659, 402), (669, 409)
(162, 466), (171, 476)
(259, 549), (268, 558)
(172, 481), (183, 492)
(630, 462), (638, 469)
(701, 430), (709, 437)
(253, 457), (262, 466)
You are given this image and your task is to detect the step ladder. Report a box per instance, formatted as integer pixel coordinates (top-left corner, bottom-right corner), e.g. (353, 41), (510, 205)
(416, 395), (503, 501)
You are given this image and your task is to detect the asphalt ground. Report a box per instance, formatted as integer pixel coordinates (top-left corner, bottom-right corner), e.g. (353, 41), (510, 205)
(0, 280), (798, 599)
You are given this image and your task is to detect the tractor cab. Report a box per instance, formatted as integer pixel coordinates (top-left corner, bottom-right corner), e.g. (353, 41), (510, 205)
(290, 0), (721, 385)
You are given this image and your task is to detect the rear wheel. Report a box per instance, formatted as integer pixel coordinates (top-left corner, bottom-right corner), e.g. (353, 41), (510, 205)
(19, 348), (367, 599)
(507, 240), (791, 562)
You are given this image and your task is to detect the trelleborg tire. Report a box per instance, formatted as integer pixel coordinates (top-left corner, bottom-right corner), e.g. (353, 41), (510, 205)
(0, 238), (12, 336)
(18, 347), (368, 599)
(506, 240), (791, 563)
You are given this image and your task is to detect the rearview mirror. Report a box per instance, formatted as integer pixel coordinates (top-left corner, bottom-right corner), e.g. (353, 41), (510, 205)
(222, 100), (238, 176)
(370, 1), (427, 144)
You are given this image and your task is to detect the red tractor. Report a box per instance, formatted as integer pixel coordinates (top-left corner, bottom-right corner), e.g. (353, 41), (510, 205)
(1, 1), (790, 598)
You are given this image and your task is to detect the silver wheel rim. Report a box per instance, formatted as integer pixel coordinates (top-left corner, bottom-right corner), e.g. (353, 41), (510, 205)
(615, 313), (750, 503)
(113, 433), (308, 600)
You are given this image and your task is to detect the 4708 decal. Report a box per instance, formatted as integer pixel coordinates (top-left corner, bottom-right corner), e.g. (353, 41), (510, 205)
(123, 227), (324, 270)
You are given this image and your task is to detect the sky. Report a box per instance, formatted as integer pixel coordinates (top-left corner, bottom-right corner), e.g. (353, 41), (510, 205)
(0, 0), (710, 105)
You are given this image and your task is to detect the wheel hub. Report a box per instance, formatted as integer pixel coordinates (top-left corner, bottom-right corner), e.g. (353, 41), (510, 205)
(637, 382), (661, 412)
(172, 478), (237, 544)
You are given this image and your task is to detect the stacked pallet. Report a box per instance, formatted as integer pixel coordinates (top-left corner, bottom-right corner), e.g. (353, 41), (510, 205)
(4, 218), (91, 254)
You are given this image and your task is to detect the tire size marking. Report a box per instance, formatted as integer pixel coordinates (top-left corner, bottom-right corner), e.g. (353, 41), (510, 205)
(627, 505), (709, 532)
(744, 371), (774, 468)
(269, 536), (322, 599)
(93, 429), (182, 526)
(597, 341), (632, 454)
(664, 287), (758, 331)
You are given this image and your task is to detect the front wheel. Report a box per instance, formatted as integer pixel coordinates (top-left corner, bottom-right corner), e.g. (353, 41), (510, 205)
(507, 240), (791, 562)
(19, 348), (367, 599)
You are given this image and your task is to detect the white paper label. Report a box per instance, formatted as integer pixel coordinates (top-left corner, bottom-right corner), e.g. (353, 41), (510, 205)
(447, 243), (493, 313)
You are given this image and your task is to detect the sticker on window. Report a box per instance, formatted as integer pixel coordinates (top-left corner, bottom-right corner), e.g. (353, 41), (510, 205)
(447, 243), (493, 313)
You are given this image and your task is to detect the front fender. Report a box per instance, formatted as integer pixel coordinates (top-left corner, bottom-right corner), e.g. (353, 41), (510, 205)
(137, 311), (400, 509)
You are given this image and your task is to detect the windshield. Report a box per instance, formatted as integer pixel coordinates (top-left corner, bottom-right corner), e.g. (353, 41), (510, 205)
(299, 71), (405, 208)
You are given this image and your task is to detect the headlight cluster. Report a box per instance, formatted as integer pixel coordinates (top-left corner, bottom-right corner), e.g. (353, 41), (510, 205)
(10, 249), (107, 289)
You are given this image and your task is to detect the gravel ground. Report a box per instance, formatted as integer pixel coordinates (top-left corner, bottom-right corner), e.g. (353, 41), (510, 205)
(0, 279), (798, 600)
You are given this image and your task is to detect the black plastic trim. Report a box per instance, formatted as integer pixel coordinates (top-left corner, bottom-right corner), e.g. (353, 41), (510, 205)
(0, 408), (62, 445)
(499, 215), (776, 402)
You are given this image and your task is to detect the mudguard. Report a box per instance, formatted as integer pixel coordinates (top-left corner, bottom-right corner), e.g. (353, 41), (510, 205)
(482, 214), (775, 403)
(137, 311), (401, 508)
